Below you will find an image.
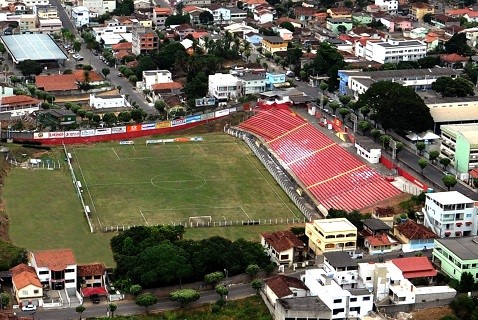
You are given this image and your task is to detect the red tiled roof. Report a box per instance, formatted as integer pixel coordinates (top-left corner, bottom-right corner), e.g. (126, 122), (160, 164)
(366, 233), (400, 247)
(73, 70), (103, 82)
(261, 230), (304, 252)
(116, 49), (131, 59)
(81, 287), (107, 297)
(265, 275), (308, 298)
(32, 249), (76, 271)
(154, 7), (172, 14)
(328, 7), (352, 14)
(78, 263), (106, 277)
(35, 74), (78, 92)
(446, 8), (473, 16)
(395, 220), (437, 240)
(390, 257), (437, 279)
(1, 95), (40, 106)
(11, 264), (41, 290)
(151, 81), (183, 91)
(440, 53), (468, 63)
(111, 42), (132, 51)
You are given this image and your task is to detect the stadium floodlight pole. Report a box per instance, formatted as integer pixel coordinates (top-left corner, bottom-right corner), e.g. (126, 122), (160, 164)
(224, 269), (229, 288)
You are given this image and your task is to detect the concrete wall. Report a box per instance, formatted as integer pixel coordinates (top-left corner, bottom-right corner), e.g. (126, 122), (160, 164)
(377, 297), (455, 315)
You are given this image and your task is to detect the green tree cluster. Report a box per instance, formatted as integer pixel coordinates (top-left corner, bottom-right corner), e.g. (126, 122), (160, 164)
(304, 42), (346, 92)
(432, 77), (475, 97)
(327, 209), (371, 229)
(445, 33), (473, 56)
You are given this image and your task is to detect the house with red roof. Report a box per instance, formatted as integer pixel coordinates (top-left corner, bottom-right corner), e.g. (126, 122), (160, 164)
(78, 263), (108, 298)
(364, 233), (402, 255)
(0, 94), (41, 118)
(390, 256), (438, 279)
(393, 219), (437, 252)
(264, 275), (309, 307)
(29, 249), (77, 290)
(260, 230), (305, 266)
(10, 264), (43, 306)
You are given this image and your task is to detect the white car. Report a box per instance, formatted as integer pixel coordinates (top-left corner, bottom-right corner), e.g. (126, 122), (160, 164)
(22, 304), (36, 312)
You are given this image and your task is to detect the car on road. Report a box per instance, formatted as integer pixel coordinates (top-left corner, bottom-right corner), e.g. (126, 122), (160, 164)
(72, 54), (84, 61)
(118, 73), (123, 77)
(22, 304), (36, 312)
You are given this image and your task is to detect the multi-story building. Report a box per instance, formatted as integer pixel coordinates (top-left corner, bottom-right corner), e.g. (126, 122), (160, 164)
(410, 2), (434, 21)
(323, 251), (359, 289)
(152, 7), (171, 28)
(29, 249), (77, 290)
(132, 26), (158, 55)
(364, 39), (427, 64)
(0, 95), (41, 117)
(375, 0), (398, 13)
(134, 0), (151, 10)
(261, 35), (288, 54)
(142, 69), (172, 90)
(20, 0), (48, 8)
(265, 72), (286, 90)
(35, 5), (58, 19)
(265, 275), (309, 307)
(326, 18), (353, 34)
(433, 237), (478, 281)
(305, 218), (357, 255)
(423, 191), (477, 238)
(71, 6), (89, 27)
(18, 14), (37, 33)
(38, 18), (62, 33)
(440, 124), (478, 175)
(208, 73), (241, 103)
(240, 74), (267, 95)
(10, 264), (43, 306)
(77, 0), (116, 15)
(260, 230), (306, 266)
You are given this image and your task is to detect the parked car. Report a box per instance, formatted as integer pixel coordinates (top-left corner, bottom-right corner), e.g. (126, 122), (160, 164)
(22, 304), (36, 311)
(91, 294), (100, 304)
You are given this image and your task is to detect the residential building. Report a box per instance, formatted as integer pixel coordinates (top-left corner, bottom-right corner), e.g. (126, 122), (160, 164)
(265, 72), (286, 90)
(433, 237), (478, 281)
(78, 263), (107, 288)
(0, 95), (41, 117)
(326, 18), (353, 34)
(38, 18), (62, 33)
(364, 233), (402, 255)
(362, 218), (391, 235)
(294, 7), (317, 22)
(208, 73), (240, 103)
(375, 0), (398, 13)
(463, 27), (478, 47)
(18, 14), (37, 33)
(29, 249), (77, 290)
(134, 0), (151, 10)
(262, 36), (288, 54)
(241, 73), (267, 95)
(410, 2), (434, 21)
(142, 69), (172, 90)
(431, 14), (460, 29)
(276, 28), (293, 41)
(152, 7), (171, 28)
(305, 218), (357, 255)
(71, 6), (89, 28)
(264, 275), (309, 307)
(394, 219), (437, 252)
(364, 39), (427, 64)
(10, 264), (43, 306)
(89, 94), (126, 109)
(36, 109), (77, 128)
(253, 8), (273, 24)
(35, 5), (58, 19)
(423, 191), (477, 238)
(229, 7), (247, 21)
(327, 7), (352, 19)
(243, 0), (266, 10)
(244, 32), (263, 45)
(274, 296), (331, 320)
(77, 0), (116, 15)
(182, 0), (211, 6)
(390, 256), (437, 280)
(323, 251), (359, 289)
(440, 124), (478, 175)
(260, 230), (305, 266)
(380, 16), (413, 32)
(132, 26), (158, 55)
(19, 0), (48, 8)
(464, 11), (478, 23)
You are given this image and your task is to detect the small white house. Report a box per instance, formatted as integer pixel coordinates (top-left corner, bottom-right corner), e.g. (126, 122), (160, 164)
(142, 70), (173, 90)
(10, 264), (43, 306)
(264, 275), (309, 307)
(208, 73), (241, 103)
(260, 230), (305, 266)
(355, 139), (381, 164)
(72, 6), (90, 27)
(29, 249), (77, 290)
(89, 94), (126, 109)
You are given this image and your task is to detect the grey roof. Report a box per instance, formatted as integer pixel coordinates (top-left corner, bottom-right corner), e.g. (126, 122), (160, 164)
(290, 95), (311, 103)
(278, 296), (331, 312)
(349, 288), (371, 296)
(241, 73), (266, 81)
(263, 36), (286, 43)
(323, 251), (357, 268)
(1, 34), (67, 63)
(229, 7), (246, 13)
(436, 237), (478, 261)
(327, 18), (353, 23)
(353, 77), (376, 88)
(341, 68), (459, 80)
(363, 218), (391, 231)
(43, 109), (76, 117)
(96, 94), (123, 99)
(378, 40), (424, 48)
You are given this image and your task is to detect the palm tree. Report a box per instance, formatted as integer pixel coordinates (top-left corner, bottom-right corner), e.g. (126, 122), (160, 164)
(75, 305), (86, 320)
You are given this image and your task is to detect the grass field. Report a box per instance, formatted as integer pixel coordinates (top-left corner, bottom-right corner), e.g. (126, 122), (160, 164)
(71, 134), (302, 229)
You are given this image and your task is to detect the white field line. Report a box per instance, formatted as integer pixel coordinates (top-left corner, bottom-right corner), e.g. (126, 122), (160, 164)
(112, 148), (120, 160)
(240, 206), (251, 220)
(139, 209), (150, 226)
(196, 144), (207, 156)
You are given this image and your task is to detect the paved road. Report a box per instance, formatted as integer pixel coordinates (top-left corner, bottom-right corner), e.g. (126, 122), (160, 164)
(16, 283), (255, 320)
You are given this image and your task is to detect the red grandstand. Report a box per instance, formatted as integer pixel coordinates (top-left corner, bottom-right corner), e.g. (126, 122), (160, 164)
(238, 109), (401, 211)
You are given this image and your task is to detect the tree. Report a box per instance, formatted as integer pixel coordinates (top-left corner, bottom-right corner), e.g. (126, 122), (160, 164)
(370, 129), (381, 142)
(428, 150), (439, 162)
(108, 303), (117, 317)
(443, 174), (458, 191)
(440, 157), (451, 170)
(423, 13), (433, 23)
(204, 271), (224, 288)
(73, 40), (81, 53)
(199, 11), (214, 24)
(169, 289), (200, 308)
(165, 14), (190, 27)
(432, 77), (474, 97)
(246, 264), (260, 280)
(129, 284), (142, 296)
(251, 279), (262, 294)
(130, 108), (145, 123)
(416, 141), (426, 155)
(0, 293), (10, 308)
(445, 33), (473, 56)
(279, 21), (295, 32)
(450, 294), (476, 319)
(338, 108), (350, 121)
(329, 101), (340, 115)
(358, 120), (372, 134)
(356, 82), (433, 134)
(18, 59), (42, 76)
(418, 158), (428, 174)
(305, 42), (345, 92)
(215, 284), (228, 299)
(102, 68), (110, 78)
(337, 24), (347, 34)
(135, 293), (158, 313)
(75, 305), (86, 320)
(0, 42), (6, 57)
(116, 85), (122, 93)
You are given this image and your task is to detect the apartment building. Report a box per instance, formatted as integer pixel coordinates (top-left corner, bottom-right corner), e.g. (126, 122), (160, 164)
(323, 251), (359, 289)
(364, 39), (427, 64)
(260, 230), (305, 266)
(241, 74), (267, 95)
(132, 26), (158, 55)
(261, 35), (288, 54)
(142, 69), (172, 90)
(152, 7), (171, 28)
(71, 6), (89, 27)
(433, 237), (478, 281)
(375, 0), (398, 13)
(305, 218), (357, 255)
(35, 5), (58, 19)
(38, 18), (62, 33)
(440, 124), (478, 175)
(29, 249), (77, 290)
(77, 0), (116, 15)
(410, 2), (434, 21)
(208, 73), (241, 102)
(423, 191), (477, 238)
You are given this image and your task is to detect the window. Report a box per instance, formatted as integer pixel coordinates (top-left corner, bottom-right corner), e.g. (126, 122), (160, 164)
(366, 277), (372, 281)
(34, 289), (39, 294)
(333, 308), (344, 315)
(350, 297), (357, 302)
(333, 299), (342, 303)
(94, 275), (102, 279)
(363, 296), (371, 301)
(65, 279), (75, 283)
(39, 271), (49, 275)
(65, 268), (75, 273)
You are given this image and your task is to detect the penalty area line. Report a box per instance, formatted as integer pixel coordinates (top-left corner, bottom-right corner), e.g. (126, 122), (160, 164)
(139, 209), (150, 226)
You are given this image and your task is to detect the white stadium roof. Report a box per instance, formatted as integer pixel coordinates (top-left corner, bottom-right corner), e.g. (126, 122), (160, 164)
(1, 34), (67, 63)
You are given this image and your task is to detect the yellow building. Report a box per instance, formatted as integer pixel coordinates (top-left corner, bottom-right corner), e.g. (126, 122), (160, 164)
(305, 218), (357, 255)
(326, 7), (352, 19)
(410, 2), (434, 21)
(262, 35), (288, 54)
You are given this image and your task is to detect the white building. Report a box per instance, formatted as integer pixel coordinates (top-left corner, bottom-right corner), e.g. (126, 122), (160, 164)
(365, 39), (427, 64)
(208, 73), (241, 103)
(142, 70), (172, 90)
(38, 18), (62, 33)
(260, 230), (305, 266)
(29, 249), (77, 290)
(89, 94), (126, 109)
(302, 268), (373, 319)
(323, 251), (359, 289)
(72, 6), (90, 27)
(264, 275), (309, 307)
(423, 191), (477, 238)
(92, 25), (130, 42)
(20, 0), (48, 8)
(240, 74), (267, 95)
(374, 0), (398, 13)
(253, 9), (273, 24)
(77, 0), (116, 15)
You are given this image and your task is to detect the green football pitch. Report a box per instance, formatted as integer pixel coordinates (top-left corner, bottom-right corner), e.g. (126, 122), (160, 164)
(70, 133), (302, 230)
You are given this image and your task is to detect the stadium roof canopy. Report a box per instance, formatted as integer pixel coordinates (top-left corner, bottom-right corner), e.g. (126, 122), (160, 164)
(1, 34), (67, 64)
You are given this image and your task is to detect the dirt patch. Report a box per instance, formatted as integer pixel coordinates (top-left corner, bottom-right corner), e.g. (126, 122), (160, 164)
(409, 306), (454, 320)
(178, 112), (246, 135)
(360, 192), (413, 215)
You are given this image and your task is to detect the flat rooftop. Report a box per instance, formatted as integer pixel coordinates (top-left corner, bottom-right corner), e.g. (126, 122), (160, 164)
(313, 218), (357, 232)
(277, 296), (330, 312)
(436, 237), (478, 260)
(426, 191), (476, 205)
(1, 34), (67, 63)
(441, 124), (478, 146)
(323, 251), (357, 268)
